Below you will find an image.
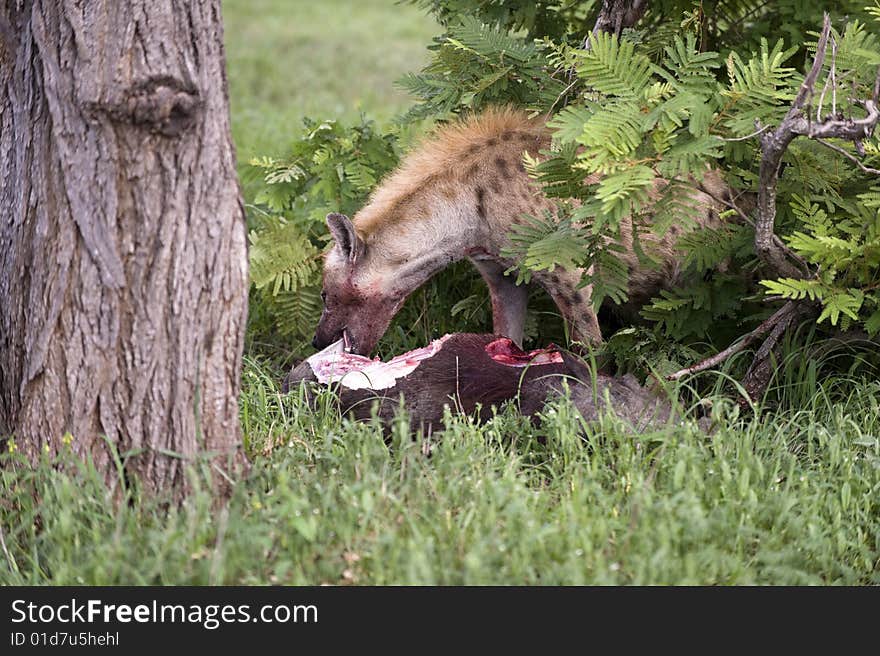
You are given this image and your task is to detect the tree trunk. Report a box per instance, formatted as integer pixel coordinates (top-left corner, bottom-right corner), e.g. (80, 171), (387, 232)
(0, 0), (249, 500)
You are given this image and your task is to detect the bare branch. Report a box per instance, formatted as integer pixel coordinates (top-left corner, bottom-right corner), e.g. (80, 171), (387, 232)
(791, 15), (832, 114)
(741, 302), (817, 401)
(666, 302), (802, 381)
(754, 16), (831, 279)
(789, 99), (880, 140)
(716, 124), (772, 142)
(585, 0), (649, 47)
(694, 182), (811, 273)
(815, 138), (880, 176)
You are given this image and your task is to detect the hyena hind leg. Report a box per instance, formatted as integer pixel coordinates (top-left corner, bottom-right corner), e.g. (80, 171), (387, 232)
(532, 267), (603, 347)
(470, 256), (529, 346)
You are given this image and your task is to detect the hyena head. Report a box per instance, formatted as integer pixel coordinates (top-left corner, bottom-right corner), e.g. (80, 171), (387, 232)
(313, 213), (404, 355)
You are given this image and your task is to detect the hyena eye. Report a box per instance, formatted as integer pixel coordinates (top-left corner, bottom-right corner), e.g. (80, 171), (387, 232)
(320, 290), (327, 303)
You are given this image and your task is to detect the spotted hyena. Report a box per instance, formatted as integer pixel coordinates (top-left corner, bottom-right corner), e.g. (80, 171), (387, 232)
(314, 106), (730, 355)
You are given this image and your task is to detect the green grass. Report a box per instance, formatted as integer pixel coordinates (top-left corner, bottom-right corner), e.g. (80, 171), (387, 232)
(3, 349), (879, 585)
(2, 1), (878, 587)
(224, 0), (435, 176)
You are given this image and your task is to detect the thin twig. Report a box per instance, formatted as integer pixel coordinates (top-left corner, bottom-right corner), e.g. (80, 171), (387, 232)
(546, 78), (580, 119)
(831, 36), (838, 118)
(666, 301), (799, 381)
(816, 66), (831, 122)
(792, 16), (832, 113)
(815, 138), (880, 176)
(716, 124), (772, 142)
(694, 181), (811, 273)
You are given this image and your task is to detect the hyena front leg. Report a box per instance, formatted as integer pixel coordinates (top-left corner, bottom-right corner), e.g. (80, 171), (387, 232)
(532, 267), (603, 347)
(470, 256), (529, 346)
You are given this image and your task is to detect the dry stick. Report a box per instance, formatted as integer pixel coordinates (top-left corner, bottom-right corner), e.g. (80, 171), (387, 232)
(667, 301), (799, 381)
(741, 301), (813, 400)
(717, 124), (772, 142)
(694, 181), (812, 273)
(816, 61), (832, 122)
(815, 138), (880, 176)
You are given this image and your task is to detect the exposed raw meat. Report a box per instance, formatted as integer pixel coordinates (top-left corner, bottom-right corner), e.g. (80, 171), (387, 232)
(284, 333), (688, 434)
(306, 334), (452, 390)
(484, 337), (563, 366)
(306, 334), (564, 390)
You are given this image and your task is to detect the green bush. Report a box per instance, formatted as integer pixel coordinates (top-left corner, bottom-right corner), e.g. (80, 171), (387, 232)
(246, 1), (880, 369)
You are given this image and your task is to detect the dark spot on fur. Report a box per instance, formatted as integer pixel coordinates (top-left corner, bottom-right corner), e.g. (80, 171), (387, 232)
(467, 162), (479, 178)
(495, 157), (510, 179)
(487, 137), (498, 147)
(570, 290), (582, 305)
(501, 131), (514, 142)
(466, 143), (480, 155)
(476, 187), (487, 220)
(550, 273), (559, 284)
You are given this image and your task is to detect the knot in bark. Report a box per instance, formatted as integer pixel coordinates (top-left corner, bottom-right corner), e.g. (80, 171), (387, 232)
(88, 76), (202, 137)
(123, 77), (201, 137)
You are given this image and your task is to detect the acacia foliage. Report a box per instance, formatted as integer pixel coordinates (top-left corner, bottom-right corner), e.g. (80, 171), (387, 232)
(248, 1), (880, 358)
(246, 118), (398, 349)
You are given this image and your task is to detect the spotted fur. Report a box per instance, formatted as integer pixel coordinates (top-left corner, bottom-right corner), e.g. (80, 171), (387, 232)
(314, 106), (729, 356)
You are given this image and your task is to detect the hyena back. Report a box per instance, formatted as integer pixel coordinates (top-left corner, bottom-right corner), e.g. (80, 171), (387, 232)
(315, 106), (728, 356)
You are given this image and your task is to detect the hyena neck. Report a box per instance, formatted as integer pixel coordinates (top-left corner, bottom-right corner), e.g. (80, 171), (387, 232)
(368, 210), (478, 300)
(359, 154), (554, 303)
(351, 106), (553, 316)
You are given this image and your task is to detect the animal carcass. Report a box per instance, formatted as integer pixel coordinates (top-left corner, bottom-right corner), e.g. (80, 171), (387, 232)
(284, 333), (677, 432)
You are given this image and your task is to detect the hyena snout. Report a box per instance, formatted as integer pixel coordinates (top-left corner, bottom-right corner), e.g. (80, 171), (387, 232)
(312, 315), (344, 351)
(313, 303), (395, 356)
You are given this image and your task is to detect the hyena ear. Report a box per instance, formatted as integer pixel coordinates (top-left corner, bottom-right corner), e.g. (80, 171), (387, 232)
(326, 213), (365, 265)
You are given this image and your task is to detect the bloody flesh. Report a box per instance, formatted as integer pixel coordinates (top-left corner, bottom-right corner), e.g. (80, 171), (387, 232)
(306, 334), (563, 390)
(286, 333), (680, 434)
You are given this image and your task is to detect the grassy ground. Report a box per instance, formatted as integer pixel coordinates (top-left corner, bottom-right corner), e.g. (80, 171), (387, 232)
(1, 1), (878, 586)
(3, 347), (879, 585)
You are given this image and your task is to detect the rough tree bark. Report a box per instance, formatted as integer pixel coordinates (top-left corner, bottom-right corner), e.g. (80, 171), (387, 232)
(0, 1), (249, 499)
(591, 0), (649, 38)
